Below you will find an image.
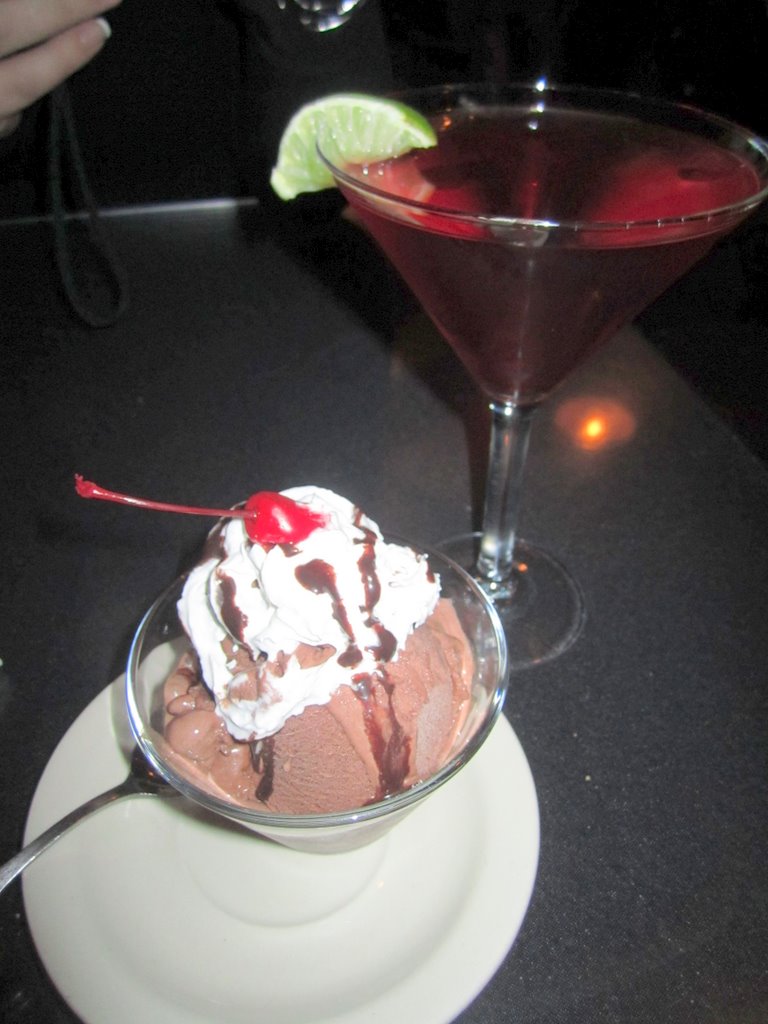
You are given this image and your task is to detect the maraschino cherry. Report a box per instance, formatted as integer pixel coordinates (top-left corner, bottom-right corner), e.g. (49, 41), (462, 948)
(75, 476), (328, 545)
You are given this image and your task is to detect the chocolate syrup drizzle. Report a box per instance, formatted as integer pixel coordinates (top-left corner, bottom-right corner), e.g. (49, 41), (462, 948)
(251, 735), (276, 802)
(217, 571), (248, 644)
(238, 505), (426, 806)
(353, 671), (412, 801)
(294, 558), (364, 667)
(352, 508), (419, 797)
(201, 523), (228, 562)
(290, 509), (411, 801)
(352, 509), (397, 662)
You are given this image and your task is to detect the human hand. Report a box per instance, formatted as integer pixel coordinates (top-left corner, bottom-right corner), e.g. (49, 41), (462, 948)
(0, 0), (121, 139)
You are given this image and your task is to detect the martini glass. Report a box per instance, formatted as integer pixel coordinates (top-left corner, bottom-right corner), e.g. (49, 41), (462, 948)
(319, 81), (768, 669)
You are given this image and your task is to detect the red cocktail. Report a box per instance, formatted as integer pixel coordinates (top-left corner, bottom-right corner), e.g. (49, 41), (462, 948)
(320, 83), (768, 668)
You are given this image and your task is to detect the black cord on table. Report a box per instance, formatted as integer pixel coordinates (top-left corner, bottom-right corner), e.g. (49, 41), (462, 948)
(47, 84), (129, 329)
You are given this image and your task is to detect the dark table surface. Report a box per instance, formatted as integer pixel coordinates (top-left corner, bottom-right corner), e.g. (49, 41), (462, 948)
(1, 199), (767, 1023)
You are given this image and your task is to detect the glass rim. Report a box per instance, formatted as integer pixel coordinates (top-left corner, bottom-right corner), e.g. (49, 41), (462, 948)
(125, 540), (509, 830)
(317, 79), (768, 234)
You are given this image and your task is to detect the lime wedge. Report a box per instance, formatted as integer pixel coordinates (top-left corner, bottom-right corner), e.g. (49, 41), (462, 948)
(270, 93), (437, 200)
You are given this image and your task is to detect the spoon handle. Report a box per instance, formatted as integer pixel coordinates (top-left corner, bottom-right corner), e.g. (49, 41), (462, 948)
(0, 782), (133, 895)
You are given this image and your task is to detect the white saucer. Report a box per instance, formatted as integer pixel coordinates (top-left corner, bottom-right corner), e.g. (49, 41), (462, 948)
(23, 678), (539, 1024)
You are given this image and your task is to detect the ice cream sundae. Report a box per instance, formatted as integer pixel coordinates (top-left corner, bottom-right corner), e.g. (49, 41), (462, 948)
(77, 478), (488, 818)
(165, 486), (474, 813)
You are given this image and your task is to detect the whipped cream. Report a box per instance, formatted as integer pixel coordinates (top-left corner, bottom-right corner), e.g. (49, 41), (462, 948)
(177, 486), (440, 741)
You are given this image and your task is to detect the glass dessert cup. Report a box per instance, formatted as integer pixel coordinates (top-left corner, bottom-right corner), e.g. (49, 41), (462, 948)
(125, 544), (508, 855)
(318, 82), (768, 670)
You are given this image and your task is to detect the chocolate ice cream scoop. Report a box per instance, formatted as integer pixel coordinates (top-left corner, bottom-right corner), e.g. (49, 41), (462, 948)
(127, 542), (508, 853)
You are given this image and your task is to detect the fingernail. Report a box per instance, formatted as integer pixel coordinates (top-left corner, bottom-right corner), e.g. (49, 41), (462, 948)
(96, 17), (112, 40)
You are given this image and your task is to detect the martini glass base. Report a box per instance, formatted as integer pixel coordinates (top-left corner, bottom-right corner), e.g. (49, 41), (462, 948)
(438, 533), (586, 671)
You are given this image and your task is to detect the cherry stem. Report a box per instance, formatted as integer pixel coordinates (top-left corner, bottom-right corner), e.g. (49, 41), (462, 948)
(74, 475), (254, 521)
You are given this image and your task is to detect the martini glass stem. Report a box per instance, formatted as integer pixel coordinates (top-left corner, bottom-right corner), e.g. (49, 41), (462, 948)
(477, 400), (535, 589)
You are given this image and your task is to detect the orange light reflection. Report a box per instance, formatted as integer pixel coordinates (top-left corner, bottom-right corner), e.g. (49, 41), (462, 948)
(555, 397), (637, 451)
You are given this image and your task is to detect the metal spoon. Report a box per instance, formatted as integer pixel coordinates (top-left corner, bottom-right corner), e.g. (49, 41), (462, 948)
(0, 747), (178, 895)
